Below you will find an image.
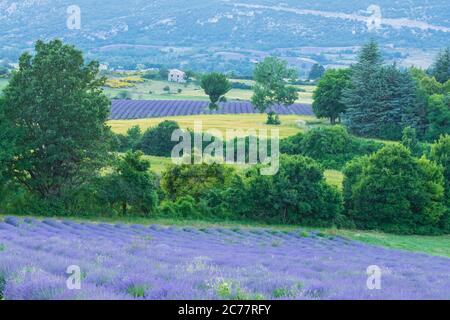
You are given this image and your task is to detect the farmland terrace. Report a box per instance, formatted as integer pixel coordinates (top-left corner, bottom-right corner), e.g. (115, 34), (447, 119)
(109, 100), (314, 120)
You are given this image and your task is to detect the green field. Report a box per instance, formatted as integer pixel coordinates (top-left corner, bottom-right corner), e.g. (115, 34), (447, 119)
(109, 114), (322, 139)
(103, 78), (315, 104)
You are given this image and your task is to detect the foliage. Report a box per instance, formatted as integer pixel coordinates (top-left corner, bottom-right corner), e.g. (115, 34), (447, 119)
(200, 72), (231, 110)
(0, 40), (111, 203)
(137, 121), (181, 157)
(251, 57), (299, 123)
(312, 68), (351, 124)
(429, 48), (450, 84)
(237, 155), (343, 226)
(280, 126), (383, 170)
(266, 111), (281, 125)
(308, 63), (325, 81)
(114, 90), (133, 100)
(343, 145), (447, 234)
(342, 41), (419, 140)
(401, 126), (423, 157)
(161, 162), (236, 201)
(96, 152), (158, 216)
(424, 94), (450, 141)
(429, 135), (450, 232)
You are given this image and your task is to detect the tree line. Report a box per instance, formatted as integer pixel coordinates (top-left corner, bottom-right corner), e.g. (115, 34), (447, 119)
(313, 41), (450, 141)
(0, 40), (448, 236)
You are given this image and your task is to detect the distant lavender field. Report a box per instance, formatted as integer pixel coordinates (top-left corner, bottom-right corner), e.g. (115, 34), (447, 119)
(109, 100), (314, 120)
(0, 217), (449, 300)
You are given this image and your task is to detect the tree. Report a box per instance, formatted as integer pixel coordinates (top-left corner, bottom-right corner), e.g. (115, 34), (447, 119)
(242, 155), (343, 226)
(342, 41), (419, 140)
(251, 57), (299, 124)
(343, 145), (446, 234)
(280, 126), (382, 170)
(401, 126), (422, 157)
(425, 94), (450, 141)
(159, 67), (169, 80)
(97, 152), (158, 216)
(430, 134), (450, 202)
(308, 63), (325, 81)
(0, 40), (111, 201)
(161, 162), (235, 201)
(429, 48), (450, 84)
(429, 135), (450, 232)
(138, 121), (181, 157)
(200, 72), (231, 110)
(341, 41), (383, 136)
(312, 68), (351, 124)
(115, 90), (132, 100)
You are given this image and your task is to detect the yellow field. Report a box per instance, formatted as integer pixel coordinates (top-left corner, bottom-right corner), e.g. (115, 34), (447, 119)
(109, 114), (321, 139)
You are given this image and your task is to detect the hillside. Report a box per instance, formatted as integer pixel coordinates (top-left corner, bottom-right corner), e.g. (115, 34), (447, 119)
(1, 0), (450, 73)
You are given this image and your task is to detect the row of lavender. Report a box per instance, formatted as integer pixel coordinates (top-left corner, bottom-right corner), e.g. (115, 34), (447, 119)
(109, 100), (314, 120)
(0, 217), (449, 300)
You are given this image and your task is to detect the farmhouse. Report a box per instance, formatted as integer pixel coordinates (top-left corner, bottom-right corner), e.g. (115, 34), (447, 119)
(168, 69), (186, 83)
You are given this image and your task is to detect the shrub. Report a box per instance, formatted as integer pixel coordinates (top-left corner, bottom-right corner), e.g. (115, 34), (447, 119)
(161, 162), (236, 201)
(137, 121), (180, 157)
(343, 145), (447, 234)
(239, 155), (343, 226)
(159, 196), (199, 219)
(96, 152), (158, 216)
(266, 112), (281, 125)
(401, 126), (424, 157)
(429, 134), (450, 232)
(280, 126), (382, 169)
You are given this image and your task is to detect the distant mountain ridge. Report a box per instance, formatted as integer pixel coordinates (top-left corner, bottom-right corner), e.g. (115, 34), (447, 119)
(1, 0), (449, 73)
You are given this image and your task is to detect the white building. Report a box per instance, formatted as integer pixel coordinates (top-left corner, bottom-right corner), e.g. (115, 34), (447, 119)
(168, 69), (186, 83)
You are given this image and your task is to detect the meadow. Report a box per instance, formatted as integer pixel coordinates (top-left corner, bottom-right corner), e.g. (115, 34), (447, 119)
(103, 78), (315, 104)
(0, 216), (449, 300)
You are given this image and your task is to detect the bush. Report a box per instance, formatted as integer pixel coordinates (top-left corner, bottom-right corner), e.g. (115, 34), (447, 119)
(231, 82), (253, 90)
(266, 112), (281, 125)
(429, 134), (450, 232)
(161, 162), (236, 201)
(343, 145), (447, 234)
(96, 152), (158, 216)
(280, 126), (382, 169)
(237, 155), (343, 226)
(137, 121), (180, 157)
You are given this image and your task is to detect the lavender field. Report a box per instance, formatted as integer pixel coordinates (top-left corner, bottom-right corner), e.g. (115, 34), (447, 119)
(110, 100), (314, 120)
(0, 217), (449, 300)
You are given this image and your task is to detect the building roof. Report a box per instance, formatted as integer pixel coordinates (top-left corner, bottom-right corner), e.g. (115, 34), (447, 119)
(168, 69), (185, 74)
(109, 100), (313, 120)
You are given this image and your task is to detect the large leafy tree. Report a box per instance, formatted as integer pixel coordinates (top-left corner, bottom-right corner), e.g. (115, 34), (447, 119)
(425, 94), (450, 142)
(97, 151), (158, 216)
(242, 155), (342, 226)
(308, 63), (326, 81)
(312, 68), (351, 124)
(251, 57), (298, 124)
(430, 135), (450, 202)
(343, 145), (446, 234)
(429, 48), (450, 84)
(200, 72), (231, 110)
(137, 120), (181, 157)
(0, 40), (111, 200)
